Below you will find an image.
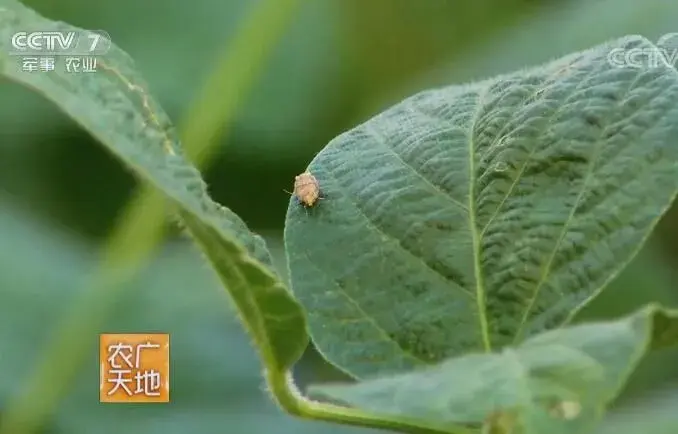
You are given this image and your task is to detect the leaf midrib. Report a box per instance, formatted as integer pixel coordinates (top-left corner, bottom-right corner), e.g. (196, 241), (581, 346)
(468, 87), (492, 353)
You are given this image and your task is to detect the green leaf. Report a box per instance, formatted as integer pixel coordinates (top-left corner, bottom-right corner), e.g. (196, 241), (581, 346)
(308, 305), (678, 434)
(285, 35), (678, 378)
(179, 210), (307, 370)
(0, 0), (307, 374)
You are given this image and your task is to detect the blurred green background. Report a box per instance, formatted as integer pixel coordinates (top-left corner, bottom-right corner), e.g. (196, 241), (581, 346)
(1, 0), (677, 433)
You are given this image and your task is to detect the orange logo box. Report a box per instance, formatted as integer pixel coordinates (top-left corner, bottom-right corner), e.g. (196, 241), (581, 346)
(99, 333), (170, 403)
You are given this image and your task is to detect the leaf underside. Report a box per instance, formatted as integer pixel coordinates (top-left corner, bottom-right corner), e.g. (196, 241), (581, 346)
(0, 0), (308, 372)
(285, 35), (678, 379)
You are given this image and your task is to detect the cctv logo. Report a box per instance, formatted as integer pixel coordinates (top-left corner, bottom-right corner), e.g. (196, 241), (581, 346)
(11, 31), (77, 54)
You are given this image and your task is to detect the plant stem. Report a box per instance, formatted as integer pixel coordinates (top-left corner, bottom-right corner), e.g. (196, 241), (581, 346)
(267, 369), (478, 434)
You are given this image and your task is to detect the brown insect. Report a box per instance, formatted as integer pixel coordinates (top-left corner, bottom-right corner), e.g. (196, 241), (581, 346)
(285, 171), (323, 208)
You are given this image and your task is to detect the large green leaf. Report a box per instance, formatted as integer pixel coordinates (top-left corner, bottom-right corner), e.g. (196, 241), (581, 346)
(309, 305), (678, 434)
(285, 35), (678, 379)
(0, 0), (307, 382)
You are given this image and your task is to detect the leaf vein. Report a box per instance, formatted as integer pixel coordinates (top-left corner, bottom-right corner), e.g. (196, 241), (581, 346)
(324, 161), (475, 298)
(364, 121), (469, 213)
(467, 86), (492, 352)
(513, 65), (648, 343)
(300, 250), (430, 367)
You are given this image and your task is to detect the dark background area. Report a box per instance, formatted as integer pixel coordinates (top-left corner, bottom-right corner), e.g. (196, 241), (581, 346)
(0, 1), (677, 433)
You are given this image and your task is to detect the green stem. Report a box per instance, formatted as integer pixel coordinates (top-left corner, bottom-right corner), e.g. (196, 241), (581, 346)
(267, 369), (478, 434)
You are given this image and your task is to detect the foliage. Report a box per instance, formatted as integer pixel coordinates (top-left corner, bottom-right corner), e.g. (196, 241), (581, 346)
(285, 35), (678, 379)
(1, 1), (678, 434)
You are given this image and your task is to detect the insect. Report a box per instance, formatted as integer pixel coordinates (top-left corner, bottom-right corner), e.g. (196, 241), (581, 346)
(285, 171), (323, 208)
